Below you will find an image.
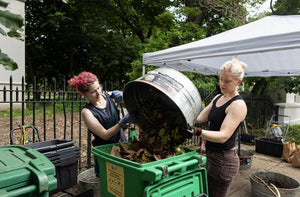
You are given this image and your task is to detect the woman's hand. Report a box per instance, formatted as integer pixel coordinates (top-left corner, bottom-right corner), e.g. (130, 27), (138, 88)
(110, 90), (123, 103)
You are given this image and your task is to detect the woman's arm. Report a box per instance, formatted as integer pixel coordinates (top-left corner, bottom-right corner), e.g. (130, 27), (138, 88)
(81, 108), (122, 141)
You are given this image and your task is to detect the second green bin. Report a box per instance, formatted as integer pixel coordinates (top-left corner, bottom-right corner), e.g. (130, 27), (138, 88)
(92, 143), (208, 197)
(0, 145), (57, 197)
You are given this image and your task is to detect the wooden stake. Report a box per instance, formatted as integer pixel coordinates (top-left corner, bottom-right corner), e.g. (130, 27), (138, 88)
(254, 175), (279, 197)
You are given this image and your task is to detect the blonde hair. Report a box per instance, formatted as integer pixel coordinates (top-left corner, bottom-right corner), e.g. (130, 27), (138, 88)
(220, 58), (247, 80)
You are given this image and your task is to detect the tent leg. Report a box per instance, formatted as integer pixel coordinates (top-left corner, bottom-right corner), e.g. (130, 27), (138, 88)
(142, 65), (146, 76)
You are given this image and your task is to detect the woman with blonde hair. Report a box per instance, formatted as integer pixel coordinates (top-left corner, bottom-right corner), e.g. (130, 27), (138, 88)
(194, 58), (247, 197)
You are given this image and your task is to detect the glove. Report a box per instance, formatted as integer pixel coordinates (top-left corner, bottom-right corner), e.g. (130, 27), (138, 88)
(185, 127), (202, 139)
(194, 127), (202, 136)
(119, 113), (135, 128)
(110, 90), (123, 103)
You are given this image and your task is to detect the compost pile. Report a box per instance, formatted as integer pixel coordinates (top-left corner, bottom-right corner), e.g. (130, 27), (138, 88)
(111, 137), (185, 164)
(111, 87), (190, 163)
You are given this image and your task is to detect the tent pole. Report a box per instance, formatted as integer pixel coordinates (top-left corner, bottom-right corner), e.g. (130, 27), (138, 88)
(142, 65), (146, 76)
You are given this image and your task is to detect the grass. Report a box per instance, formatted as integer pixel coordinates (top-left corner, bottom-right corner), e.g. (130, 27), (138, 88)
(286, 124), (300, 145)
(0, 102), (82, 117)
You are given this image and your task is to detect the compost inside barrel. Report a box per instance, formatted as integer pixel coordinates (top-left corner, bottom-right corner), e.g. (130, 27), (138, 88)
(121, 68), (202, 163)
(124, 82), (189, 146)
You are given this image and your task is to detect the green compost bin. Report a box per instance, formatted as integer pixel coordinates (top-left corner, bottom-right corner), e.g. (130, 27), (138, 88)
(92, 143), (208, 197)
(144, 168), (208, 197)
(0, 145), (57, 197)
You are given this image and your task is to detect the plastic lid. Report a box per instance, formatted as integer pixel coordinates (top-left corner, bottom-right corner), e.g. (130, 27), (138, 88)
(0, 145), (56, 193)
(143, 169), (208, 197)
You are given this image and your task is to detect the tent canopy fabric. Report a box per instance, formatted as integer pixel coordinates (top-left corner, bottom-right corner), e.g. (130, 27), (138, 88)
(143, 15), (300, 77)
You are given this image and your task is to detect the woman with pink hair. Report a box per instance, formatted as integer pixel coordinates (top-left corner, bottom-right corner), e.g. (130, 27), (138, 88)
(69, 71), (134, 177)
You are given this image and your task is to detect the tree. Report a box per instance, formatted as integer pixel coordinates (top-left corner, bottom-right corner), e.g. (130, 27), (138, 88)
(127, 0), (256, 97)
(245, 0), (300, 96)
(25, 0), (87, 85)
(25, 0), (268, 94)
(26, 0), (166, 87)
(271, 0), (300, 15)
(0, 2), (24, 70)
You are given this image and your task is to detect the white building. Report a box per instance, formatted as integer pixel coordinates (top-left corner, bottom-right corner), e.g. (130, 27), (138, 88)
(277, 93), (300, 126)
(267, 87), (300, 125)
(0, 0), (25, 110)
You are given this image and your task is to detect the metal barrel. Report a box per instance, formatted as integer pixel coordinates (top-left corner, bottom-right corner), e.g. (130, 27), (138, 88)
(123, 67), (201, 138)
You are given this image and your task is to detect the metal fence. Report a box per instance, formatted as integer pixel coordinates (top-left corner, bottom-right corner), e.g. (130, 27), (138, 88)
(0, 76), (126, 169)
(0, 76), (278, 169)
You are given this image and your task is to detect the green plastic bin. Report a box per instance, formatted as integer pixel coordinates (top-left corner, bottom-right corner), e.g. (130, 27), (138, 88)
(144, 168), (208, 197)
(92, 143), (207, 197)
(0, 145), (57, 197)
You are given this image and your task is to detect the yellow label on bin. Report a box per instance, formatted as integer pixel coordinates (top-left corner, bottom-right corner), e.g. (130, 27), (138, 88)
(106, 161), (124, 197)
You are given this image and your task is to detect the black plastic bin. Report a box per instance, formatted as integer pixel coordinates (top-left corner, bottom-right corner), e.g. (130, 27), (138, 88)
(25, 139), (75, 152)
(25, 139), (80, 195)
(255, 137), (283, 157)
(51, 161), (78, 194)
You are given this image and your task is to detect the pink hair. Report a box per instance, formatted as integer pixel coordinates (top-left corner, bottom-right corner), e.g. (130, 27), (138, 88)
(68, 71), (99, 95)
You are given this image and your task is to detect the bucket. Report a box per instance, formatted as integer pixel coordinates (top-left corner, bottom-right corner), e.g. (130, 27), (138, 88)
(78, 168), (99, 197)
(249, 171), (300, 197)
(239, 150), (253, 170)
(123, 67), (201, 142)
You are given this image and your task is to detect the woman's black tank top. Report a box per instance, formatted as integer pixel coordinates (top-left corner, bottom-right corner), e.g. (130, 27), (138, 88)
(83, 92), (120, 147)
(206, 94), (244, 151)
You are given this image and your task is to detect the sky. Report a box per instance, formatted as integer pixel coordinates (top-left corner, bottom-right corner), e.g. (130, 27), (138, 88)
(260, 0), (274, 12)
(247, 0), (276, 17)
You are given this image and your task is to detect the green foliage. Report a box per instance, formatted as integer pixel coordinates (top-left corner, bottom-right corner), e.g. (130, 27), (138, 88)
(246, 123), (300, 146)
(286, 124), (300, 145)
(0, 7), (24, 70)
(24, 0), (300, 97)
(244, 76), (300, 96)
(184, 72), (218, 104)
(0, 102), (82, 117)
(0, 10), (23, 33)
(244, 0), (300, 96)
(279, 77), (300, 94)
(273, 0), (300, 15)
(0, 49), (18, 70)
(25, 0), (87, 85)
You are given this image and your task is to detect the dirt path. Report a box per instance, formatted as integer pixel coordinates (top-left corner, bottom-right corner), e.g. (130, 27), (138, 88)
(0, 114), (90, 168)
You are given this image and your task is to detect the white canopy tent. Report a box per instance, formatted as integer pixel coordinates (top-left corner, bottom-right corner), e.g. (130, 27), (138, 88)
(143, 15), (300, 77)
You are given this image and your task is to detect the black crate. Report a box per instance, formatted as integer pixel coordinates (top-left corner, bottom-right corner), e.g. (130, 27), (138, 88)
(43, 146), (80, 159)
(255, 137), (283, 157)
(50, 161), (78, 195)
(25, 139), (75, 153)
(25, 140), (80, 194)
(50, 154), (80, 167)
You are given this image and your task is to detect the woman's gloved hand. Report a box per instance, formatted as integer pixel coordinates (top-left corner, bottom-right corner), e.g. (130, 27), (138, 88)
(193, 127), (202, 136)
(119, 113), (136, 128)
(110, 90), (123, 103)
(185, 127), (202, 139)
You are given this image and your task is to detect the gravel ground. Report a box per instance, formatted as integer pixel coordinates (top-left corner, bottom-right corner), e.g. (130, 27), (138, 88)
(228, 144), (300, 197)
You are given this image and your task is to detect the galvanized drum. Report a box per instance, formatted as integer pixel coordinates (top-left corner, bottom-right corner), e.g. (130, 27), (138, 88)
(123, 67), (201, 142)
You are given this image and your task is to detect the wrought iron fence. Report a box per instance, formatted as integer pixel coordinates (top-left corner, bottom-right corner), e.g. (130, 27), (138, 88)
(0, 76), (127, 169)
(0, 76), (278, 169)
